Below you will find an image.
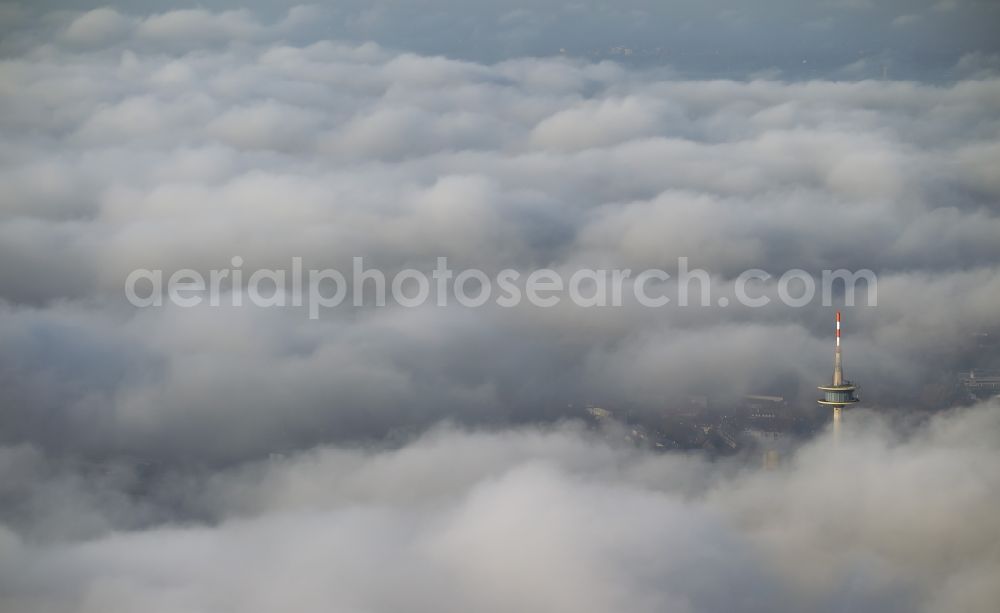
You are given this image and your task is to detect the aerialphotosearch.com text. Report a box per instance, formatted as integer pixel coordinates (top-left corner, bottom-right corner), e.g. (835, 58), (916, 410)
(125, 256), (878, 319)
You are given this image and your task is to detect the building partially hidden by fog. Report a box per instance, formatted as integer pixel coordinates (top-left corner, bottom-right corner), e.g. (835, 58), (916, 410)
(818, 311), (859, 440)
(960, 369), (1000, 400)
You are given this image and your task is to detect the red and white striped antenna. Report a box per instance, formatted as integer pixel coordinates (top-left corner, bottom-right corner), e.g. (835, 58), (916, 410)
(836, 310), (841, 348)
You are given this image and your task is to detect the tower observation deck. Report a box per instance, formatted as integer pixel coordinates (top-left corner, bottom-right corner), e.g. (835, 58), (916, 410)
(818, 311), (859, 438)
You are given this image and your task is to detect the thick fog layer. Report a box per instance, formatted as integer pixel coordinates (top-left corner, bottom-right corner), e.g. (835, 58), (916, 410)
(1, 5), (999, 612)
(2, 401), (999, 613)
(1, 6), (999, 461)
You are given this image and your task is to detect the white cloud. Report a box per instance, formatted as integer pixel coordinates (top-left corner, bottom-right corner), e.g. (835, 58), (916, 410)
(61, 7), (134, 46)
(135, 8), (263, 45)
(891, 13), (921, 28)
(530, 96), (668, 151)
